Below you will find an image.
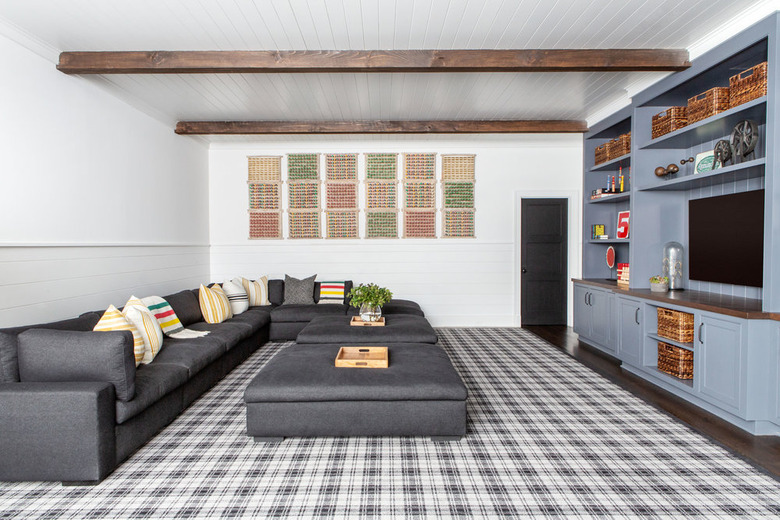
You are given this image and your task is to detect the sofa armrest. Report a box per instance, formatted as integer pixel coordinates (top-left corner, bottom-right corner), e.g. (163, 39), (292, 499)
(0, 381), (117, 483)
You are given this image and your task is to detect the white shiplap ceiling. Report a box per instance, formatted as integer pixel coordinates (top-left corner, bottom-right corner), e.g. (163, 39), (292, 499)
(0, 0), (776, 137)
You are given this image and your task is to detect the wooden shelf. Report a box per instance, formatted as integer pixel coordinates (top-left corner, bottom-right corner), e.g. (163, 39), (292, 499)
(588, 192), (630, 203)
(640, 97), (767, 150)
(647, 332), (694, 352)
(587, 239), (630, 244)
(637, 157), (765, 191)
(590, 154), (631, 172)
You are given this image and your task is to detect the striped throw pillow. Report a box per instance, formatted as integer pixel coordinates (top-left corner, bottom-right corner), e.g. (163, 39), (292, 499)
(318, 281), (346, 304)
(234, 276), (269, 306)
(123, 296), (163, 363)
(221, 281), (249, 315)
(199, 284), (231, 324)
(142, 296), (186, 337)
(94, 305), (145, 366)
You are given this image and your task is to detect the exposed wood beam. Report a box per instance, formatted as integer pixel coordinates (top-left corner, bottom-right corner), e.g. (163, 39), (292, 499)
(58, 49), (690, 74)
(174, 120), (588, 135)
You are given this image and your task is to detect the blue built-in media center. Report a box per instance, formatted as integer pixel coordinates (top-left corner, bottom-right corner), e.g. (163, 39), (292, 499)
(574, 12), (780, 436)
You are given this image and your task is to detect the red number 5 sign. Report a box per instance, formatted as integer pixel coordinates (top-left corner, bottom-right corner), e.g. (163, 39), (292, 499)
(616, 211), (630, 239)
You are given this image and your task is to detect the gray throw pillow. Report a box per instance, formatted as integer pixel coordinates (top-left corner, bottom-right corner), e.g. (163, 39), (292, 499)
(283, 274), (317, 305)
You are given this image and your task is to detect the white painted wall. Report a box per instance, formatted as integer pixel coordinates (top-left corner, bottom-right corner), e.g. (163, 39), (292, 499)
(209, 135), (582, 326)
(0, 32), (211, 327)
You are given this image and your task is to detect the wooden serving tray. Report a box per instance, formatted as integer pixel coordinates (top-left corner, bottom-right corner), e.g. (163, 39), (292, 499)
(335, 346), (388, 368)
(350, 316), (386, 327)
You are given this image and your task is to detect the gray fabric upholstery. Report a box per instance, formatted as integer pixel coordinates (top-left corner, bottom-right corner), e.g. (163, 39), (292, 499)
(188, 321), (254, 347)
(269, 321), (310, 341)
(228, 308), (271, 334)
(247, 400), (466, 438)
(162, 290), (202, 326)
(0, 313), (101, 383)
(283, 274), (317, 305)
(17, 329), (136, 402)
(244, 343), (467, 403)
(0, 381), (116, 482)
(270, 304), (348, 323)
(297, 315), (437, 344)
(268, 279), (284, 306)
(115, 364), (188, 424)
(347, 298), (425, 317)
(115, 386), (184, 463)
(151, 338), (225, 377)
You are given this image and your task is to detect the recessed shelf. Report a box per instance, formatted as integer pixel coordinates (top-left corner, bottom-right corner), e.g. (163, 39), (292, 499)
(587, 239), (630, 244)
(590, 154), (631, 172)
(588, 192), (630, 203)
(647, 332), (694, 352)
(640, 97), (767, 150)
(637, 157), (765, 191)
(646, 366), (695, 389)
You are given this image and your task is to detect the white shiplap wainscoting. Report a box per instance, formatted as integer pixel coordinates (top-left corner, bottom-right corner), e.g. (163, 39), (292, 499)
(210, 242), (513, 327)
(0, 245), (210, 328)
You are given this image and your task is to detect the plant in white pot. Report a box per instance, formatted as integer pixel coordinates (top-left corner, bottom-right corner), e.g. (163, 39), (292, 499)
(348, 283), (393, 322)
(649, 275), (669, 292)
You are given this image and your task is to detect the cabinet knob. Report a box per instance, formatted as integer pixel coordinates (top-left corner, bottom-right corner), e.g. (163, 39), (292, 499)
(521, 267), (527, 274)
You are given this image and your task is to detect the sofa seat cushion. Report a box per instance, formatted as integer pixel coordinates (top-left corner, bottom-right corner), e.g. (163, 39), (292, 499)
(270, 304), (348, 323)
(116, 363), (188, 424)
(228, 308), (271, 334)
(151, 338), (225, 377)
(187, 321), (253, 348)
(244, 343), (467, 403)
(347, 299), (424, 317)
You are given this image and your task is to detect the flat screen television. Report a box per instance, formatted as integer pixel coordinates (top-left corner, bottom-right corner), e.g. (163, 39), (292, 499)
(688, 189), (764, 287)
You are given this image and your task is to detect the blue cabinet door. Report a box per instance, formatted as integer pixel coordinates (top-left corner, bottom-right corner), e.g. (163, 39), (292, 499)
(573, 284), (590, 337)
(617, 296), (643, 366)
(698, 313), (745, 414)
(588, 288), (612, 350)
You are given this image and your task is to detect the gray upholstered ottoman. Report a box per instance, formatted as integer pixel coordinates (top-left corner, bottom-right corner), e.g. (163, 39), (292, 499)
(244, 343), (467, 441)
(296, 315), (438, 344)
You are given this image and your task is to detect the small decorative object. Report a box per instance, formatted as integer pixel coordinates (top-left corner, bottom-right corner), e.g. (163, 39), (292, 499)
(348, 283), (393, 322)
(606, 246), (616, 278)
(731, 120), (758, 160)
(616, 211), (630, 239)
(713, 140), (733, 167)
(617, 263), (630, 288)
(693, 151), (718, 174)
(654, 163), (679, 177)
(662, 241), (684, 290)
(649, 275), (669, 292)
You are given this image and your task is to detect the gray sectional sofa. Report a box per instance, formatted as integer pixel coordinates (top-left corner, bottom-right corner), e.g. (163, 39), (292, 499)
(0, 279), (425, 484)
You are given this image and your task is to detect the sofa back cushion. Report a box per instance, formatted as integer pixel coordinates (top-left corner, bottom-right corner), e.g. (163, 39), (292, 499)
(17, 329), (136, 401)
(162, 290), (202, 326)
(0, 313), (101, 383)
(268, 279), (285, 306)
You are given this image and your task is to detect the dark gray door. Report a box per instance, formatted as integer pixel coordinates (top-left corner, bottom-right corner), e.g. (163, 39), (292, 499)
(521, 198), (568, 325)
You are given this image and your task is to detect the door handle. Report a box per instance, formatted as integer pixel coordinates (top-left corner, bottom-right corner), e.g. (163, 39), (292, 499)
(587, 292), (592, 306)
(698, 323), (704, 344)
(522, 267), (527, 274)
(635, 308), (640, 325)
(584, 292), (589, 305)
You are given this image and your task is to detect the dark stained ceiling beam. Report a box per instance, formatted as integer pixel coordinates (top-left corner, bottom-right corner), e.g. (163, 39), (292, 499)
(174, 120), (589, 135)
(58, 49), (690, 74)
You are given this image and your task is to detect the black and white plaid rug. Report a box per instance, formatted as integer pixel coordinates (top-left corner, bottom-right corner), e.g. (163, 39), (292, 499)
(2, 328), (779, 519)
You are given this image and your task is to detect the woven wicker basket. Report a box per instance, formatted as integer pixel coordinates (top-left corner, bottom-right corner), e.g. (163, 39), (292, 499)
(657, 341), (693, 379)
(594, 144), (608, 165)
(687, 87), (730, 124)
(729, 62), (768, 107)
(657, 307), (694, 343)
(651, 107), (687, 139)
(606, 133), (631, 160)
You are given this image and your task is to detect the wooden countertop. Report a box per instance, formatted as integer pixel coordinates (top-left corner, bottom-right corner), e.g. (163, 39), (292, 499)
(572, 278), (779, 321)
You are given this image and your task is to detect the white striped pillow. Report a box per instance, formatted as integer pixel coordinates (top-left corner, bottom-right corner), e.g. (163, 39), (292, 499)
(199, 284), (231, 324)
(221, 280), (249, 315)
(234, 276), (269, 306)
(94, 305), (145, 366)
(318, 281), (346, 304)
(123, 296), (163, 363)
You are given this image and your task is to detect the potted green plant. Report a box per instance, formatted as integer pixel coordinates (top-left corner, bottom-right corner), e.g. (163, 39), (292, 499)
(649, 275), (669, 293)
(347, 283), (393, 322)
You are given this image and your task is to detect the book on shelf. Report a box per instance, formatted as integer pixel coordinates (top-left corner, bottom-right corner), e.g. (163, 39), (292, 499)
(591, 224), (605, 238)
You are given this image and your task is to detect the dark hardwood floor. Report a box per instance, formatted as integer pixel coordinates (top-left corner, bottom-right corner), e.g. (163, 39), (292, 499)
(523, 325), (780, 480)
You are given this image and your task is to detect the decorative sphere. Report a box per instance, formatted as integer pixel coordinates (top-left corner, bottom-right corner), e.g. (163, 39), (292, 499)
(654, 166), (667, 177)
